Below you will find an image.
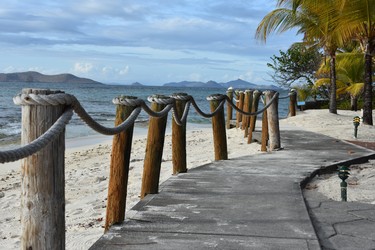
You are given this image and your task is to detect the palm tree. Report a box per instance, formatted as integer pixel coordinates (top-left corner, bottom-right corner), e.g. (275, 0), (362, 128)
(256, 0), (347, 114)
(339, 0), (375, 125)
(315, 53), (365, 111)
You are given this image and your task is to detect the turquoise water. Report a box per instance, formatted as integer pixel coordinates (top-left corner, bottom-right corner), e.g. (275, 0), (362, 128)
(0, 82), (289, 145)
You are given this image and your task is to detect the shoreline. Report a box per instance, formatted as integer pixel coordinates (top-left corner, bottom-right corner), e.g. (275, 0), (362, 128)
(0, 122), (260, 249)
(1, 109), (374, 249)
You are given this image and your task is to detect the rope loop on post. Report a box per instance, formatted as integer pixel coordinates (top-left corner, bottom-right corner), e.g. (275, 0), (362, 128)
(189, 94), (225, 118)
(206, 94), (226, 102)
(139, 95), (174, 118)
(170, 93), (192, 126)
(147, 95), (175, 105)
(225, 92), (279, 117)
(112, 96), (143, 107)
(13, 92), (76, 106)
(278, 89), (296, 100)
(170, 93), (192, 102)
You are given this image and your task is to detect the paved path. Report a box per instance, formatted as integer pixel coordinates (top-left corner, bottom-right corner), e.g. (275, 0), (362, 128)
(90, 129), (374, 249)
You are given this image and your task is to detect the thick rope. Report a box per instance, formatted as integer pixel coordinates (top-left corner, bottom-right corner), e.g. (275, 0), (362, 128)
(71, 97), (142, 135)
(0, 108), (73, 163)
(225, 92), (279, 116)
(278, 90), (296, 100)
(141, 97), (174, 118)
(170, 94), (192, 126)
(190, 95), (226, 118)
(2, 89), (281, 163)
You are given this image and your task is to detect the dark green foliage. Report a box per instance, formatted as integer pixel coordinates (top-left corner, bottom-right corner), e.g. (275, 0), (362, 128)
(267, 43), (322, 88)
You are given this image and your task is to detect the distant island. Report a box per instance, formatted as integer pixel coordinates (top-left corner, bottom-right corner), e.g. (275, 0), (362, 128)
(0, 71), (102, 84)
(162, 79), (281, 90)
(0, 71), (281, 90)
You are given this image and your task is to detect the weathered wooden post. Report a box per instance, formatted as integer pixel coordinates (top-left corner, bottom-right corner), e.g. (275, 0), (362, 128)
(141, 95), (170, 198)
(226, 87), (234, 129)
(236, 91), (244, 128)
(265, 90), (281, 150)
(247, 90), (261, 143)
(105, 96), (138, 232)
(242, 90), (252, 136)
(261, 109), (269, 152)
(208, 94), (228, 160)
(288, 89), (297, 117)
(20, 89), (66, 249)
(171, 93), (189, 175)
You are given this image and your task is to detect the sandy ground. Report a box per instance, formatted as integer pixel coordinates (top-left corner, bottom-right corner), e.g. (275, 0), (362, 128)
(0, 125), (261, 249)
(0, 109), (374, 249)
(280, 109), (375, 205)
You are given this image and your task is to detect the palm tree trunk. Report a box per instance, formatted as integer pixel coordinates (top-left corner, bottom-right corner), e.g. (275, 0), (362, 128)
(329, 53), (337, 114)
(350, 95), (358, 111)
(362, 51), (373, 125)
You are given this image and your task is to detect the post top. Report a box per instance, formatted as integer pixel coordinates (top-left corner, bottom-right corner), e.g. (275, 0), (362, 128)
(22, 88), (65, 95)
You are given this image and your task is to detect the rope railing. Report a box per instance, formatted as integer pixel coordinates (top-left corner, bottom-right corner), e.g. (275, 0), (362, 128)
(226, 91), (279, 117)
(190, 94), (226, 118)
(0, 108), (73, 163)
(1, 87), (295, 249)
(0, 92), (227, 164)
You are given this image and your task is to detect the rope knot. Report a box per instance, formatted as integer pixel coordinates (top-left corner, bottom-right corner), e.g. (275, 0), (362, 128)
(206, 94), (226, 101)
(112, 96), (143, 107)
(170, 93), (191, 101)
(13, 91), (76, 106)
(147, 95), (174, 105)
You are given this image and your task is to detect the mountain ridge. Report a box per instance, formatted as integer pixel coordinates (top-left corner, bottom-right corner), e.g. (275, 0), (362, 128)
(0, 71), (102, 84)
(163, 79), (281, 90)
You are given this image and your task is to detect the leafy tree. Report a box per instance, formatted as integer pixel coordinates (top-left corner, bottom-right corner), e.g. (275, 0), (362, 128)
(256, 0), (348, 114)
(267, 43), (322, 88)
(316, 53), (365, 111)
(339, 0), (375, 125)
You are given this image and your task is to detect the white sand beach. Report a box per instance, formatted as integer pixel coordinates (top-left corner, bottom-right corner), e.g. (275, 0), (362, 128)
(0, 109), (374, 249)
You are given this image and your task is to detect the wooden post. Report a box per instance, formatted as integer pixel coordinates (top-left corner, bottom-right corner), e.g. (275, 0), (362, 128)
(21, 89), (66, 249)
(105, 96), (137, 232)
(208, 94), (228, 160)
(288, 89), (297, 117)
(242, 90), (251, 136)
(265, 90), (281, 150)
(141, 95), (169, 199)
(261, 109), (269, 152)
(244, 90), (254, 138)
(226, 87), (233, 129)
(236, 91), (244, 128)
(171, 93), (188, 175)
(247, 90), (261, 144)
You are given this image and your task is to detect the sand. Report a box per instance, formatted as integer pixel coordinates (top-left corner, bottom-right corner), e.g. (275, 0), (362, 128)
(0, 125), (261, 249)
(0, 109), (374, 249)
(280, 109), (375, 205)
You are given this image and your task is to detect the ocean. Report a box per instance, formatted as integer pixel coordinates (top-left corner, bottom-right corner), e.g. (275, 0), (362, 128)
(0, 82), (289, 147)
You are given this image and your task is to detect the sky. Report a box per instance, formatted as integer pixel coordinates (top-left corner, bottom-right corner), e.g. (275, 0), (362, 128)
(0, 0), (302, 85)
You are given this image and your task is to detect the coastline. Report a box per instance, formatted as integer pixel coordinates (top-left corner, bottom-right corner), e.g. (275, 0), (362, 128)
(0, 122), (261, 249)
(1, 109), (374, 249)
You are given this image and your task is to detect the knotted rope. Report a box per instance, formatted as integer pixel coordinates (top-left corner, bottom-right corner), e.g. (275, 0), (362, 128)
(225, 91), (279, 116)
(189, 94), (226, 118)
(278, 89), (296, 99)
(2, 89), (283, 163)
(170, 93), (192, 126)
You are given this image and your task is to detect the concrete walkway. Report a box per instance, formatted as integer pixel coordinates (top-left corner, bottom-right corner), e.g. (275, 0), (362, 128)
(90, 129), (374, 249)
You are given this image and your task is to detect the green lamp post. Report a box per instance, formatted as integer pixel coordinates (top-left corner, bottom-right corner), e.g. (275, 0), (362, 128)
(338, 166), (350, 202)
(353, 116), (360, 138)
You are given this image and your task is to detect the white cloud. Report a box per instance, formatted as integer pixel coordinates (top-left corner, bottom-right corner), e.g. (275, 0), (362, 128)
(74, 62), (93, 73)
(3, 66), (17, 73)
(118, 66), (129, 75)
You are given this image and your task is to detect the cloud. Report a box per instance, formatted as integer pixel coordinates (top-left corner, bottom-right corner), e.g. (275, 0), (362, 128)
(119, 66), (129, 75)
(74, 62), (93, 73)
